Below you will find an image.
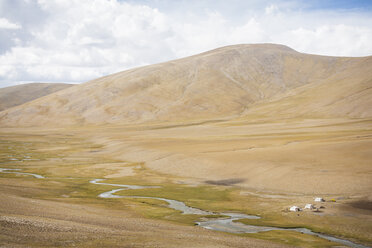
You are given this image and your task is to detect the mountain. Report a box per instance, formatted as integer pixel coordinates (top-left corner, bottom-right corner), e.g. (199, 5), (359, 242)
(0, 44), (371, 127)
(0, 83), (73, 112)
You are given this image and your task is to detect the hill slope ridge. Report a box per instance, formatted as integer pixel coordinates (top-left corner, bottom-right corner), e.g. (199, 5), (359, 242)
(0, 83), (73, 112)
(0, 44), (371, 126)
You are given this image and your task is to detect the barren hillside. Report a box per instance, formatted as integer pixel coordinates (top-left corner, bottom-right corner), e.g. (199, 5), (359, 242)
(1, 44), (371, 126)
(0, 83), (73, 112)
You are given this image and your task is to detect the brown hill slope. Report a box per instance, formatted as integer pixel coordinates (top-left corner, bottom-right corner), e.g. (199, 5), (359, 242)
(0, 83), (73, 112)
(0, 44), (371, 126)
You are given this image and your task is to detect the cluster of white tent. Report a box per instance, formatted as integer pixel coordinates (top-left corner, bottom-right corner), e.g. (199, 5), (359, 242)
(289, 197), (325, 212)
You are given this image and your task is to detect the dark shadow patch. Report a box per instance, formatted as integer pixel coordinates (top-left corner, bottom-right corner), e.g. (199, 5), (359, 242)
(205, 178), (245, 186)
(349, 200), (372, 211)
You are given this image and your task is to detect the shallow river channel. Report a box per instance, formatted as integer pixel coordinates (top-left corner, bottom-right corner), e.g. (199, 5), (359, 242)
(1, 168), (369, 248)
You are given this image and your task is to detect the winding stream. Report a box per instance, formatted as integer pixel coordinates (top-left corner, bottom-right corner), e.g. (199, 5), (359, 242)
(1, 168), (369, 248)
(0, 168), (44, 178)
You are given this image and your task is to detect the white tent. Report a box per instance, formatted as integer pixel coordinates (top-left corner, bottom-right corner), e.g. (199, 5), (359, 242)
(290, 206), (301, 212)
(314, 197), (325, 202)
(304, 204), (315, 210)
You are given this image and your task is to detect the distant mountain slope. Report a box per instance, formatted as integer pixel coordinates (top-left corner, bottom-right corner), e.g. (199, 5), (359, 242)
(0, 83), (73, 112)
(0, 44), (371, 127)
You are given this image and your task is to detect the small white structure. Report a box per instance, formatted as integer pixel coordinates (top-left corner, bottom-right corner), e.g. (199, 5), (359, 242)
(290, 206), (301, 212)
(304, 204), (315, 210)
(314, 197), (325, 202)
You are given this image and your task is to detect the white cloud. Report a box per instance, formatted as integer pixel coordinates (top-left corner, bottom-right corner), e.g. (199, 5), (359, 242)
(0, 0), (173, 85)
(0, 0), (372, 87)
(0, 18), (21, 29)
(277, 24), (372, 57)
(265, 4), (279, 15)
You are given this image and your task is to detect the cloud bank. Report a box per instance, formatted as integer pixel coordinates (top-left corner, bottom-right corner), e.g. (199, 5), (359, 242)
(0, 0), (371, 87)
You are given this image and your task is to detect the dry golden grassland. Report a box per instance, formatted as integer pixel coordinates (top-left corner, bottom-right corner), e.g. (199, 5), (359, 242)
(0, 121), (371, 247)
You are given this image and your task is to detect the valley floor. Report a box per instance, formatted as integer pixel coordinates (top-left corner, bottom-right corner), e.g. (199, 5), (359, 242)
(0, 117), (371, 247)
(0, 181), (283, 248)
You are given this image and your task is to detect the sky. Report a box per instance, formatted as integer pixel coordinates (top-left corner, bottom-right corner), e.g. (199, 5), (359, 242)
(0, 0), (372, 87)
